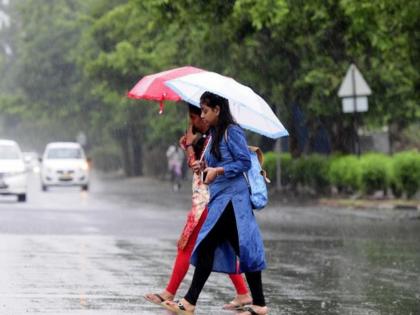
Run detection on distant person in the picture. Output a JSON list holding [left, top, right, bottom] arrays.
[[166, 142, 184, 191], [163, 92, 268, 315], [145, 104, 251, 311]]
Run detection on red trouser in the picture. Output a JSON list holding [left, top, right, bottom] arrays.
[[166, 208, 248, 295]]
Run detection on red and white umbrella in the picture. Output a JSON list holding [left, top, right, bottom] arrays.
[[127, 66, 288, 138], [127, 66, 204, 113]]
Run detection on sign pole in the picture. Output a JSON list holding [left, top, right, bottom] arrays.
[[351, 67, 360, 156], [275, 105, 282, 191], [338, 64, 371, 156]]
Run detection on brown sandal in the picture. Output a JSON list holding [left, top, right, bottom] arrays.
[[237, 306, 268, 315], [222, 300, 251, 310], [144, 293, 166, 305]]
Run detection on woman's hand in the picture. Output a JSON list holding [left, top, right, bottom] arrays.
[[179, 135, 187, 149], [203, 167, 222, 184], [191, 160, 205, 174], [180, 124, 199, 150]]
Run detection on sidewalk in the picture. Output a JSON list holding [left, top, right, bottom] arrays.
[[319, 197, 420, 211], [95, 172, 420, 222]]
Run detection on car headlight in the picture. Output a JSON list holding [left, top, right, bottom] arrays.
[[81, 162, 89, 171]]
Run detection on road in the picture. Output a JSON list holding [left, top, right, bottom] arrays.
[[0, 172, 419, 315]]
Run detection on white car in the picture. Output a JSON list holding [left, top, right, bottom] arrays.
[[40, 142, 90, 191], [0, 140, 28, 202], [23, 151, 40, 173]]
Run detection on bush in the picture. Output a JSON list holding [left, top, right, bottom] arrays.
[[328, 155, 361, 192], [294, 154, 330, 193], [263, 152, 293, 186], [392, 151, 420, 198], [263, 150, 420, 199], [359, 153, 392, 194]]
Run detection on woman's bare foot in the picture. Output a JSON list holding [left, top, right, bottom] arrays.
[[162, 298, 195, 313], [237, 305, 269, 315], [222, 293, 253, 309], [144, 290, 174, 304]]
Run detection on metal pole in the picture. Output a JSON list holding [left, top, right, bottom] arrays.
[[275, 138, 282, 191], [275, 105, 282, 191], [351, 66, 360, 156]]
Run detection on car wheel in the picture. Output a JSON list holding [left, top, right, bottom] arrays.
[[42, 185, 48, 192], [17, 194, 26, 202], [81, 184, 89, 191]]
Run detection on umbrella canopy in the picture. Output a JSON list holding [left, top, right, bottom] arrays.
[[127, 66, 204, 112], [165, 71, 288, 139]]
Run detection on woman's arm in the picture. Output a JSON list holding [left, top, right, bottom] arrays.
[[179, 125, 203, 173], [223, 125, 251, 178], [204, 126, 250, 184]]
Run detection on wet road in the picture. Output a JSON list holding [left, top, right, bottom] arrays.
[[0, 172, 419, 314]]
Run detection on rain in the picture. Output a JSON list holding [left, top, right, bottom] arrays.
[[0, 1, 419, 314]]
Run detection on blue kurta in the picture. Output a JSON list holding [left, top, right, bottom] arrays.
[[190, 124, 267, 274]]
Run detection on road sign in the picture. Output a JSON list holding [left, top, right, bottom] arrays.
[[342, 96, 368, 113], [338, 64, 371, 113], [338, 64, 371, 97]]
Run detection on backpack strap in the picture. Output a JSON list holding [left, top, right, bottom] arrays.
[[224, 128, 271, 184]]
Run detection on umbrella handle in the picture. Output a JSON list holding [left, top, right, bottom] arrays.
[[159, 100, 164, 114]]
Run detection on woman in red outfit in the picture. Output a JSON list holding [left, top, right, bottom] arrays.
[[144, 104, 251, 310]]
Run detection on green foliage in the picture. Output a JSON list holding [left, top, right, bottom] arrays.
[[233, 0, 289, 30], [1, 0, 419, 176], [359, 153, 392, 194], [261, 151, 420, 198], [90, 144, 122, 172], [392, 151, 420, 198], [328, 155, 361, 192], [14, 0, 85, 108], [294, 154, 330, 193], [263, 152, 292, 186], [144, 104, 188, 149]]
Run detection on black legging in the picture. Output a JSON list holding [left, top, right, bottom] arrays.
[[184, 202, 266, 306]]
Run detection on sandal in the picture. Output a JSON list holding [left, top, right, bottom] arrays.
[[144, 293, 167, 305], [223, 300, 251, 310], [162, 300, 195, 315], [237, 305, 268, 315]]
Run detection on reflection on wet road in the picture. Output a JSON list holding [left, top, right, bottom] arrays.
[[0, 173, 419, 314]]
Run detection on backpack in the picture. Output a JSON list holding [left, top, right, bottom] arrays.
[[224, 130, 270, 210], [245, 146, 270, 210]]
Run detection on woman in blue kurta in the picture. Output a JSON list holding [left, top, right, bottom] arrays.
[[163, 92, 268, 315]]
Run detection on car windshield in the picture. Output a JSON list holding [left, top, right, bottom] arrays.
[[0, 145, 21, 160], [46, 148, 82, 159]]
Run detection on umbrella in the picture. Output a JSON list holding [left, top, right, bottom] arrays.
[[127, 66, 204, 113], [165, 71, 288, 139]]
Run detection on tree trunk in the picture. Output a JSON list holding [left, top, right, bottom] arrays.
[[112, 126, 134, 177], [326, 114, 354, 154], [129, 125, 143, 176], [288, 121, 301, 158]]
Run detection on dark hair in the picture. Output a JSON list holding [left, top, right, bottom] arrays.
[[187, 103, 201, 116], [187, 102, 205, 158], [200, 91, 236, 160]]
